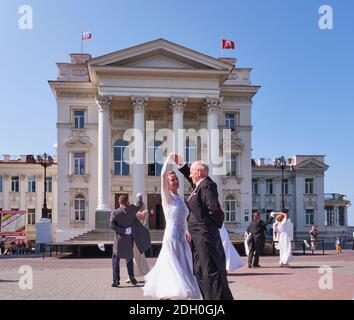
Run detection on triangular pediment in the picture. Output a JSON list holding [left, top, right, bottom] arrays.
[[88, 39, 233, 71], [65, 134, 92, 148], [295, 158, 329, 171]]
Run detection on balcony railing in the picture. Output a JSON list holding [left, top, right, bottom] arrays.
[[325, 193, 346, 201]]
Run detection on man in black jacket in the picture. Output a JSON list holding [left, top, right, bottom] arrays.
[[173, 154, 233, 300], [247, 211, 274, 268]]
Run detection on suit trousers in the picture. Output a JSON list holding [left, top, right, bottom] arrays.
[[112, 253, 134, 282]]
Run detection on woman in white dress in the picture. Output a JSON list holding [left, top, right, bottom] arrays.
[[142, 154, 201, 299], [274, 212, 293, 267], [126, 209, 150, 283], [219, 224, 244, 272]]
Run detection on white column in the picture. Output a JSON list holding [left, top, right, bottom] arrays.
[[204, 97, 223, 203], [170, 96, 187, 196], [131, 96, 147, 203], [95, 95, 112, 212]]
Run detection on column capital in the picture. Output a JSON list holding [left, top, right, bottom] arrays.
[[204, 97, 223, 113], [170, 96, 188, 113], [95, 95, 112, 112], [131, 96, 148, 113]]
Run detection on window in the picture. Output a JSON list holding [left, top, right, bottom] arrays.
[[0, 175, 2, 192], [338, 207, 345, 226], [282, 179, 288, 195], [46, 177, 52, 193], [306, 209, 314, 225], [224, 195, 236, 222], [325, 206, 334, 226], [184, 138, 197, 163], [74, 152, 85, 175], [225, 153, 237, 176], [148, 140, 163, 176], [74, 110, 85, 129], [305, 178, 314, 194], [252, 179, 258, 194], [114, 140, 130, 176], [27, 209, 36, 225], [74, 195, 85, 221], [11, 176, 20, 192], [225, 113, 235, 131], [266, 179, 273, 194], [28, 176, 36, 192]]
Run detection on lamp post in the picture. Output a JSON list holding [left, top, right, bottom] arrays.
[[37, 153, 54, 219], [274, 156, 292, 212]]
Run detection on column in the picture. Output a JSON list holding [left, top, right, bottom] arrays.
[[131, 96, 147, 203], [170, 96, 187, 196], [95, 96, 112, 228], [204, 97, 223, 201]]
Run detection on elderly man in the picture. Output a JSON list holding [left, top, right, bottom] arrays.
[[173, 154, 233, 300]]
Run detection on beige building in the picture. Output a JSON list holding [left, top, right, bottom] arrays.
[[0, 155, 57, 241]]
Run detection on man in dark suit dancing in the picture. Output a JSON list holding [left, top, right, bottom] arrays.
[[247, 211, 274, 268], [109, 194, 151, 287], [173, 154, 233, 300]]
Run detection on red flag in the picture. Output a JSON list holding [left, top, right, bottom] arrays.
[[82, 32, 92, 40], [222, 39, 235, 49]]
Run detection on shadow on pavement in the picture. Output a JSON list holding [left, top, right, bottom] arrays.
[[0, 279, 19, 283]]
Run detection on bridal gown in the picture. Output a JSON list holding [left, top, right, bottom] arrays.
[[142, 158, 201, 299]]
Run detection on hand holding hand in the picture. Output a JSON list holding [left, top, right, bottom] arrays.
[[270, 212, 276, 218], [170, 153, 183, 165], [136, 193, 143, 199]]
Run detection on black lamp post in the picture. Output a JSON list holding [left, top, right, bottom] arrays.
[[37, 153, 54, 219], [274, 156, 292, 212]]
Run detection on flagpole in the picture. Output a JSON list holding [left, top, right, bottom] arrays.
[[81, 32, 83, 53]]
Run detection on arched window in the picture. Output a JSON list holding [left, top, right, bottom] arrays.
[[224, 194, 236, 222], [114, 139, 129, 176], [74, 194, 86, 221], [184, 138, 197, 163], [148, 140, 163, 176]]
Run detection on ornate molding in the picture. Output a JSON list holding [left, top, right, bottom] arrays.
[[204, 97, 223, 113], [131, 96, 148, 113], [184, 112, 198, 121], [113, 110, 130, 120], [96, 95, 113, 112], [223, 96, 251, 102], [170, 96, 187, 113], [57, 91, 95, 99], [148, 111, 163, 120]]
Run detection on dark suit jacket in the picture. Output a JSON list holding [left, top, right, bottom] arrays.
[[109, 200, 151, 258], [179, 164, 224, 228], [247, 216, 274, 251]]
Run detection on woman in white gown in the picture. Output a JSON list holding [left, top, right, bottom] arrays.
[[274, 212, 293, 267], [142, 154, 201, 299], [219, 224, 244, 272]]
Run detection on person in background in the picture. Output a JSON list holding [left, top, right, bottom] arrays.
[[335, 236, 343, 254], [309, 225, 319, 254]]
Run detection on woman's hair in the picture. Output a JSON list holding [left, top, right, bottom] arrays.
[[167, 170, 177, 178]]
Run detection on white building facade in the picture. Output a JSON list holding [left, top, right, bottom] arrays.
[[252, 155, 353, 241], [49, 39, 259, 241]]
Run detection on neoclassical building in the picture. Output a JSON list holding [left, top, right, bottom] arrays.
[[49, 39, 258, 241]]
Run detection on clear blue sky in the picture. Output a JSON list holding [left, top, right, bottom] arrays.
[[1, 0, 353, 225]]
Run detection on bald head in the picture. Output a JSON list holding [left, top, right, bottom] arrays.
[[190, 160, 209, 184]]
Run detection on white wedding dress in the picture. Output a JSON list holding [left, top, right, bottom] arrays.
[[276, 217, 293, 265], [142, 158, 201, 299], [219, 224, 244, 271]]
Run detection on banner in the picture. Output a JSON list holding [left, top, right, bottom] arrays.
[[0, 210, 26, 236]]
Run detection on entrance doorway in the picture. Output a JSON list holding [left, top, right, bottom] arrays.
[[147, 194, 165, 229]]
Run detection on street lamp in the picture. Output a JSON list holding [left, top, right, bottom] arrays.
[[37, 153, 54, 219], [274, 156, 292, 212]]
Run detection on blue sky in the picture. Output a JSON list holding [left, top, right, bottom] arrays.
[[0, 0, 353, 225]]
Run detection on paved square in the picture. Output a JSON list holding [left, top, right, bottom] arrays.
[[0, 250, 353, 300]]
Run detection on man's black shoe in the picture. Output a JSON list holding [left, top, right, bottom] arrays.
[[253, 265, 261, 268], [129, 276, 138, 285], [248, 265, 252, 268], [111, 281, 120, 287]]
